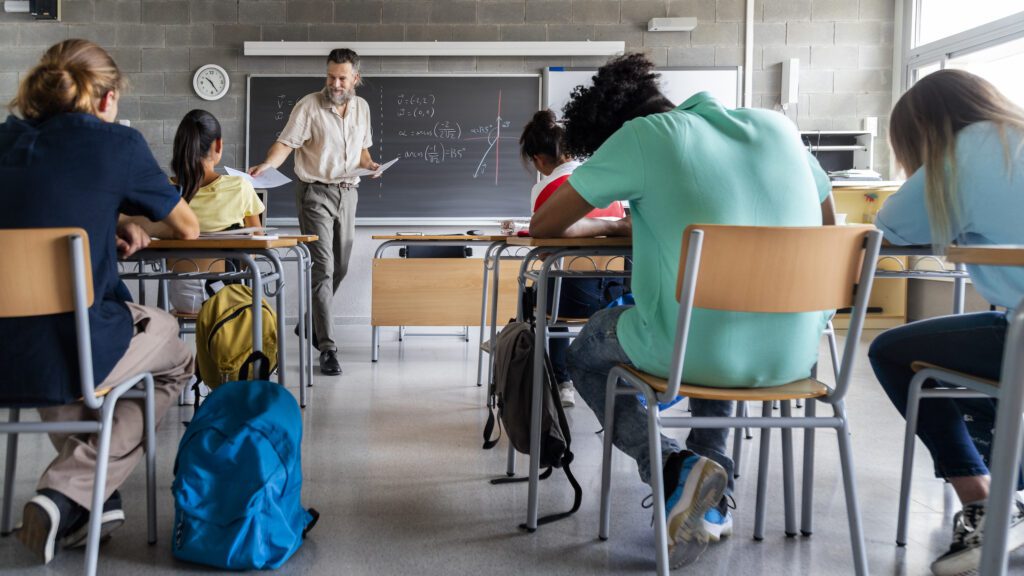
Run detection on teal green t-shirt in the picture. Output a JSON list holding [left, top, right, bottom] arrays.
[[569, 92, 831, 387]]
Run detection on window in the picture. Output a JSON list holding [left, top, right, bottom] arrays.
[[947, 36, 1024, 105], [917, 0, 1024, 47], [898, 2, 1024, 93]]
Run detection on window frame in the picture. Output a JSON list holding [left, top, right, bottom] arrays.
[[895, 2, 1024, 93]]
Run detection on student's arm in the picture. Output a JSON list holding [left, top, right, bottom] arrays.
[[116, 199, 198, 257], [244, 214, 262, 228], [530, 181, 631, 238], [821, 193, 837, 226], [249, 142, 294, 177]]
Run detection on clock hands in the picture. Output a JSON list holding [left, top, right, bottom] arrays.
[[203, 76, 218, 91]]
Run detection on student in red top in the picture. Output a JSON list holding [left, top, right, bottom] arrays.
[[519, 110, 627, 407]]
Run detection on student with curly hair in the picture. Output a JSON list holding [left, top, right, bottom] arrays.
[[530, 53, 833, 567], [519, 109, 626, 407]]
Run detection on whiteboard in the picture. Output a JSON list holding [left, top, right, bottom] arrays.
[[542, 66, 742, 118]]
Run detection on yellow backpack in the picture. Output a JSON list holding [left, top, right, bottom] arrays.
[[195, 284, 278, 388]]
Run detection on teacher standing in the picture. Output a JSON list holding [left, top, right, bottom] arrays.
[[249, 48, 379, 376]]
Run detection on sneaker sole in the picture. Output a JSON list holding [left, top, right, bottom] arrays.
[[703, 519, 733, 542], [61, 509, 126, 549], [16, 497, 59, 564], [666, 459, 728, 568]]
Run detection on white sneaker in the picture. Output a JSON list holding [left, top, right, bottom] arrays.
[[931, 498, 1024, 576], [557, 382, 575, 408], [181, 376, 197, 405]]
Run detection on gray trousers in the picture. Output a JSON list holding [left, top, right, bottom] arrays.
[[297, 181, 358, 353], [38, 304, 192, 510]]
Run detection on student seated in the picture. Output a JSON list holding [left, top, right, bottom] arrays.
[[519, 109, 626, 407], [168, 109, 265, 314], [867, 69, 1024, 576], [529, 53, 833, 567], [0, 39, 199, 564]]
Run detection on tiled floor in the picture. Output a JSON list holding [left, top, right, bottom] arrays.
[[0, 326, 1021, 575]]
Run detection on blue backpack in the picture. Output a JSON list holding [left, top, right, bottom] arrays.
[[171, 379, 319, 570]]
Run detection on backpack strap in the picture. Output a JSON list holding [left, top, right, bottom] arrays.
[[520, 350, 582, 528], [482, 402, 501, 449], [239, 351, 271, 381], [302, 508, 320, 539]]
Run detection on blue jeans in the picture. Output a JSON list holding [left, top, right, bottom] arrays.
[[567, 306, 735, 490], [546, 278, 625, 383], [869, 311, 1016, 482]]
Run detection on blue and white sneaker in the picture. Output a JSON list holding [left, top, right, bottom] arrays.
[[703, 496, 735, 541], [662, 451, 728, 568]]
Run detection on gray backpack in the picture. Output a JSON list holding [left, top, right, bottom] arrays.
[[483, 318, 581, 527]]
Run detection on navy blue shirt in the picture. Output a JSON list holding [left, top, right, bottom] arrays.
[[0, 113, 179, 405]]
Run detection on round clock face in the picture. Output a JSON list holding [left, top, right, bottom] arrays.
[[193, 64, 229, 101]]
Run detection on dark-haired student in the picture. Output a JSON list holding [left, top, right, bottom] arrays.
[[530, 53, 833, 568], [0, 39, 198, 564], [167, 109, 265, 315], [867, 69, 1024, 576], [519, 109, 626, 407]]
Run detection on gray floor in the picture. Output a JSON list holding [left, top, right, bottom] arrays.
[[1, 326, 1022, 575]]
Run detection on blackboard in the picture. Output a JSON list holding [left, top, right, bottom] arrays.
[[246, 74, 541, 224]]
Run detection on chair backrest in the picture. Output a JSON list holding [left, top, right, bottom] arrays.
[[401, 245, 470, 258], [0, 227, 93, 318], [661, 224, 882, 403], [678, 224, 871, 313]]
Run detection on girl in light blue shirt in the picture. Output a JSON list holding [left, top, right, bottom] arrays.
[[868, 69, 1024, 576]]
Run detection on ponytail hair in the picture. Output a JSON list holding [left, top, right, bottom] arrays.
[[172, 109, 222, 202], [10, 39, 125, 120], [519, 109, 564, 168]]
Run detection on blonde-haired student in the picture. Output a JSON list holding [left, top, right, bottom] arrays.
[[869, 69, 1024, 576]]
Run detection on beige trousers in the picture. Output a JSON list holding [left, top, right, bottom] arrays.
[[36, 303, 193, 510], [296, 182, 358, 353]]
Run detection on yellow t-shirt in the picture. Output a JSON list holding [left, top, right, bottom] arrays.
[[188, 175, 265, 232]]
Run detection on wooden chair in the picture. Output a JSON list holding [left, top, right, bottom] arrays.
[[598, 224, 881, 576], [0, 228, 158, 576]]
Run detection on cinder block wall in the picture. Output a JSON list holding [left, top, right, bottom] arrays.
[[0, 0, 896, 325]]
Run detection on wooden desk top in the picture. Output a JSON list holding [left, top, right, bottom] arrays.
[[371, 234, 508, 241], [504, 236, 633, 247], [947, 246, 1024, 266], [280, 234, 319, 243], [147, 237, 300, 250]]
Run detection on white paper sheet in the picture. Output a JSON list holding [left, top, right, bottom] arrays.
[[349, 157, 399, 178], [225, 166, 292, 189]]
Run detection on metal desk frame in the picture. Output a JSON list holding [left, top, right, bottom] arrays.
[[121, 238, 315, 408]]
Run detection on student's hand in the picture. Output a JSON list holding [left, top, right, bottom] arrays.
[[248, 163, 272, 178], [115, 222, 151, 258]]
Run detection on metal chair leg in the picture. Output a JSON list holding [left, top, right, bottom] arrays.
[[800, 400, 817, 536], [781, 400, 797, 537], [85, 401, 118, 576], [753, 401, 772, 541], [144, 375, 157, 544], [731, 401, 745, 479], [1, 408, 20, 536], [836, 403, 869, 576], [647, 399, 670, 576], [599, 372, 619, 541], [896, 373, 925, 546]]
